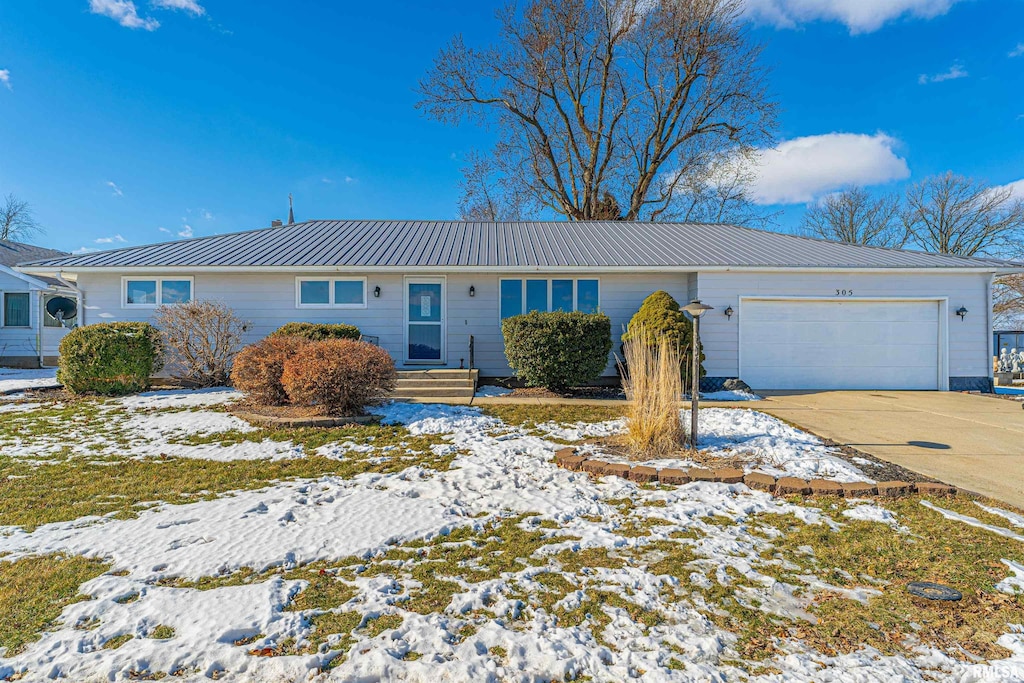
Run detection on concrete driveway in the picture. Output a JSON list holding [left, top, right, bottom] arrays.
[[750, 391, 1024, 508]]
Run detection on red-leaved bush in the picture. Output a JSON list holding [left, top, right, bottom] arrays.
[[280, 339, 396, 415], [231, 335, 310, 405]]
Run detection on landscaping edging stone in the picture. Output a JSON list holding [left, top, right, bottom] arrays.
[[553, 447, 956, 499]]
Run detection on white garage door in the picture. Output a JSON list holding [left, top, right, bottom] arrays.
[[739, 299, 941, 391]]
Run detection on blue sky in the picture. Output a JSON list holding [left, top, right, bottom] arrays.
[[0, 0, 1021, 254]]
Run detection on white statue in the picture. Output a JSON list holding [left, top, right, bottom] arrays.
[[999, 348, 1012, 373], [1015, 348, 1023, 374]]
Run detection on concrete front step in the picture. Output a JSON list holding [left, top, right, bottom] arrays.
[[397, 369, 478, 378], [395, 379, 476, 389], [392, 387, 476, 399]]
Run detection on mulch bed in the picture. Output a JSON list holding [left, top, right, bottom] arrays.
[[230, 403, 375, 428], [509, 386, 626, 400]]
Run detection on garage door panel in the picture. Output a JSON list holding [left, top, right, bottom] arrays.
[[745, 321, 938, 346], [739, 300, 941, 390]]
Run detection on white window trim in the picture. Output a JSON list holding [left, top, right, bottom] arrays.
[[498, 277, 601, 321], [121, 276, 195, 309], [295, 276, 368, 309], [1, 291, 32, 328]]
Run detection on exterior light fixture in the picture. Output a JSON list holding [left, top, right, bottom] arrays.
[[469, 286, 476, 297], [956, 306, 968, 320], [682, 300, 713, 450], [724, 306, 734, 320], [373, 286, 381, 298]]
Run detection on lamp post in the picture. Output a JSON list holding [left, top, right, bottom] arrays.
[[682, 299, 713, 450]]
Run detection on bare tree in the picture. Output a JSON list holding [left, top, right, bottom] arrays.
[[419, 0, 775, 221], [994, 274, 1024, 326], [457, 151, 531, 220], [901, 172, 1024, 257], [0, 193, 42, 241], [801, 186, 906, 248], [155, 300, 249, 387]]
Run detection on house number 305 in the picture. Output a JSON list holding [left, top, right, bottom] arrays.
[[835, 289, 854, 296]]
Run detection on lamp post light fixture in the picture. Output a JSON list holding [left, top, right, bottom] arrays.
[[682, 299, 713, 450], [956, 306, 968, 320]]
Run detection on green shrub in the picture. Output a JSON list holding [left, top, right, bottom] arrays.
[[502, 311, 612, 391], [272, 322, 361, 342], [281, 339, 396, 416], [622, 291, 704, 386], [57, 322, 164, 395]]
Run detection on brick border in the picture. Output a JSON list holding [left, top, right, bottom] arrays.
[[552, 447, 956, 498]]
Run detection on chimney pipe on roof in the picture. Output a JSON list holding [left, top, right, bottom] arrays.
[[271, 219, 283, 228]]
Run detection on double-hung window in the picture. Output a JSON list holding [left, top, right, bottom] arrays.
[[2, 292, 30, 327], [296, 277, 367, 308], [499, 278, 600, 319], [122, 277, 193, 308]]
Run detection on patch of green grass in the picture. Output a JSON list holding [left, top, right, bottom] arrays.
[[103, 633, 134, 650], [148, 625, 175, 639], [480, 404, 624, 429], [747, 496, 1024, 660], [0, 424, 455, 530], [0, 554, 111, 656]]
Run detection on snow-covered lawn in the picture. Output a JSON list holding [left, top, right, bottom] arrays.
[[2, 390, 1024, 682], [0, 367, 60, 395]]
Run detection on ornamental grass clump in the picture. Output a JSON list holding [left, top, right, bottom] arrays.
[[618, 332, 684, 459], [280, 339, 396, 416]]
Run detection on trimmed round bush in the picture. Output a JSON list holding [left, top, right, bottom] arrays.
[[621, 291, 704, 384], [231, 335, 309, 405], [280, 339, 396, 416], [272, 322, 361, 342], [502, 311, 612, 391], [57, 322, 164, 396]]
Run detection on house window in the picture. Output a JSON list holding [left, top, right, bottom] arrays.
[[123, 277, 193, 308], [499, 278, 600, 319], [2, 292, 30, 327], [296, 277, 366, 308]]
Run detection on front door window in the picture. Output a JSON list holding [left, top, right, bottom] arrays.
[[407, 281, 443, 361]]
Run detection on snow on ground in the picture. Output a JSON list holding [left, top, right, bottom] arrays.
[[0, 367, 59, 394], [3, 394, 1024, 681], [544, 408, 867, 483], [474, 384, 513, 397], [118, 387, 244, 410], [0, 401, 43, 414], [699, 390, 762, 401]]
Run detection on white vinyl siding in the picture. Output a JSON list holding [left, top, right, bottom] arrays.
[[696, 271, 991, 384]]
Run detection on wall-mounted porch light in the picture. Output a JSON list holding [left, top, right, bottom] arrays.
[[373, 286, 381, 298], [469, 285, 476, 297], [956, 306, 968, 320], [724, 306, 734, 320]]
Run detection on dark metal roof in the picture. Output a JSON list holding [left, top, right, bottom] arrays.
[[15, 220, 1022, 270], [0, 240, 67, 268]]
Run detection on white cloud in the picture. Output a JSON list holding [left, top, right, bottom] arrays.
[[178, 224, 193, 238], [747, 132, 911, 205], [106, 181, 123, 197], [345, 176, 356, 184], [1010, 43, 1024, 58], [744, 0, 966, 34], [321, 177, 333, 184], [996, 179, 1024, 201], [89, 0, 159, 30], [150, 0, 205, 16], [158, 226, 171, 234], [0, 70, 11, 91], [95, 234, 127, 244], [72, 246, 100, 255], [918, 63, 968, 84]]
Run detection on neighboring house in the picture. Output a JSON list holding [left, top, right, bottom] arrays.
[[0, 240, 77, 368], [17, 220, 1024, 391]]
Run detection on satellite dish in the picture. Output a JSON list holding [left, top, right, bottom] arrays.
[[46, 296, 77, 328]]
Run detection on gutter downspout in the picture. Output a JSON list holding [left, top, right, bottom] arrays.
[[37, 290, 44, 368]]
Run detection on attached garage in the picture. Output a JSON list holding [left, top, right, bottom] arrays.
[[739, 298, 945, 391]]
